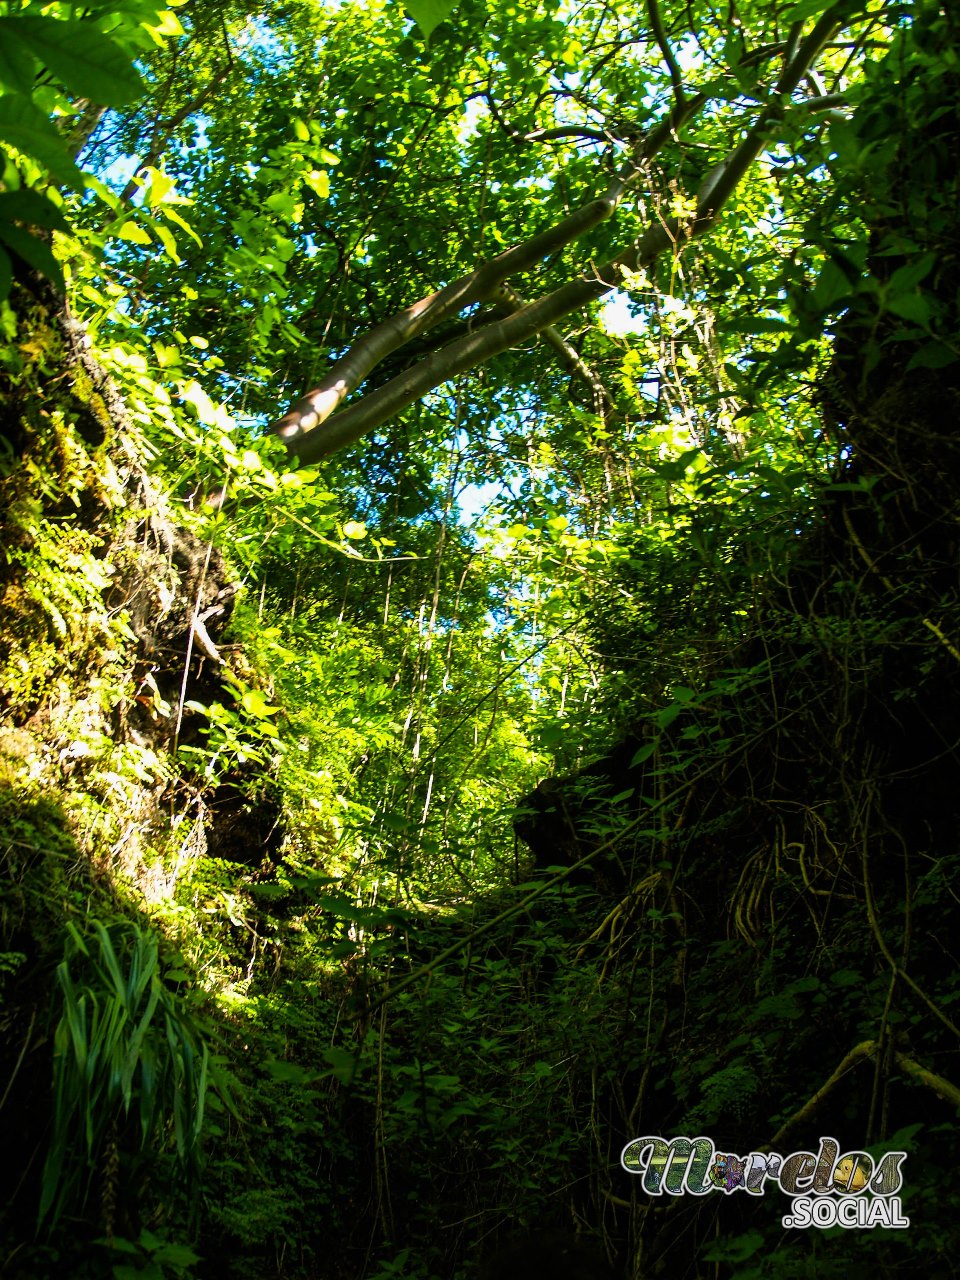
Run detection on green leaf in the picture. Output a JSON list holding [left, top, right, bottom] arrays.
[[303, 168, 330, 199], [538, 722, 567, 747], [885, 292, 932, 324], [906, 342, 957, 371], [0, 189, 67, 230], [321, 1046, 357, 1084], [142, 168, 177, 208], [263, 1057, 319, 1083], [404, 0, 456, 40], [265, 189, 300, 220], [381, 811, 410, 832], [145, 9, 186, 41], [888, 252, 937, 293], [102, 1236, 140, 1255], [152, 221, 181, 263], [0, 94, 82, 187], [828, 116, 861, 166], [343, 520, 367, 540], [0, 17, 144, 106], [139, 1229, 163, 1253], [117, 220, 152, 245], [164, 206, 203, 247], [0, 245, 11, 301], [703, 1230, 765, 1263], [810, 259, 854, 312], [0, 36, 37, 95], [829, 969, 862, 987], [241, 688, 279, 718], [316, 894, 367, 922], [152, 341, 181, 368], [648, 448, 702, 481], [152, 1243, 201, 1266], [784, 975, 821, 994], [655, 703, 682, 729], [0, 222, 62, 286]]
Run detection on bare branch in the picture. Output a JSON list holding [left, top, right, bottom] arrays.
[[495, 283, 615, 417], [800, 93, 847, 111], [776, 4, 846, 95], [270, 194, 620, 444], [521, 125, 616, 144], [482, 91, 617, 145], [646, 0, 686, 105]]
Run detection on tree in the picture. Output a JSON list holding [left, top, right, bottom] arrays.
[[62, 0, 888, 477], [269, 0, 865, 462]]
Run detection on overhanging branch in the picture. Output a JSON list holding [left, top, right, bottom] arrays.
[[273, 5, 849, 463], [270, 93, 706, 447]]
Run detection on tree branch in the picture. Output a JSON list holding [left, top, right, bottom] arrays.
[[494, 283, 615, 417], [118, 66, 231, 207], [765, 1040, 960, 1151], [520, 125, 616, 144], [274, 5, 848, 462], [646, 0, 686, 105], [270, 94, 707, 447]]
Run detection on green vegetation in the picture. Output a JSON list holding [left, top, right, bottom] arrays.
[[1, 0, 959, 1276]]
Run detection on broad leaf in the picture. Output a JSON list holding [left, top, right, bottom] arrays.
[[0, 17, 144, 106], [0, 221, 62, 285], [404, 0, 456, 40], [0, 189, 68, 230], [0, 94, 82, 186], [0, 35, 36, 95]]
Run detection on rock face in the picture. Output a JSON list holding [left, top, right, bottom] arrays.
[[0, 284, 276, 891]]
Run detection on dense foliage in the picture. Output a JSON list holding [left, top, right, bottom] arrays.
[[1, 0, 959, 1277]]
